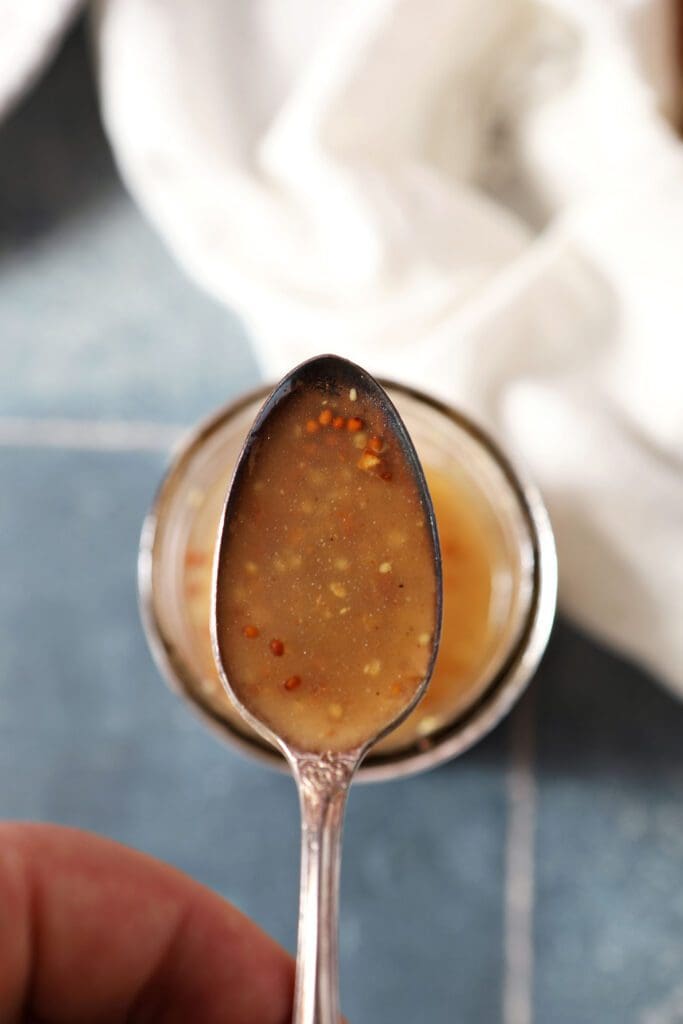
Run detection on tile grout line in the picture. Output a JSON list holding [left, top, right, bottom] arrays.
[[0, 417, 184, 452], [502, 692, 537, 1024]]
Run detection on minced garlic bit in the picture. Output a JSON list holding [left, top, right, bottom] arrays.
[[417, 632, 431, 647], [352, 432, 368, 450], [329, 581, 347, 598], [328, 703, 344, 720], [378, 561, 392, 574], [349, 387, 357, 401], [417, 715, 440, 736], [358, 451, 381, 471], [339, 606, 350, 615], [334, 556, 349, 570], [363, 658, 381, 676]]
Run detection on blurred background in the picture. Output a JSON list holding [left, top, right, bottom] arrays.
[[2, 7, 683, 1024]]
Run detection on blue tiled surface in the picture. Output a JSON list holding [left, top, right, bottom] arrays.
[[534, 627, 683, 1024], [345, 746, 507, 1022], [2, 22, 683, 1024]]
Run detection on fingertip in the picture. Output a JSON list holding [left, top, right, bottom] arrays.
[[0, 823, 294, 1024]]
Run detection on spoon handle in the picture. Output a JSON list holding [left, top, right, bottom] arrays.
[[291, 754, 358, 1024]]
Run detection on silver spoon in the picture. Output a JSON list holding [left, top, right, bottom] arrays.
[[211, 354, 442, 1024]]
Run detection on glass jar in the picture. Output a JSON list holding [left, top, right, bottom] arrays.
[[138, 381, 556, 781]]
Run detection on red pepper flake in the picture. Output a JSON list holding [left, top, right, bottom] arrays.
[[332, 416, 346, 430], [184, 549, 207, 568], [270, 638, 285, 656], [347, 417, 363, 432], [319, 408, 333, 426], [284, 675, 301, 691], [305, 419, 319, 434], [243, 624, 260, 638], [380, 469, 393, 481], [368, 436, 383, 453]]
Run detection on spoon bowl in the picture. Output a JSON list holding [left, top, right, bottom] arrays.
[[211, 354, 442, 1024]]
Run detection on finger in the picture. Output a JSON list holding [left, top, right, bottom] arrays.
[[0, 823, 293, 1024]]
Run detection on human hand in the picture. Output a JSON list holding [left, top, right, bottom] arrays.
[[0, 823, 293, 1023]]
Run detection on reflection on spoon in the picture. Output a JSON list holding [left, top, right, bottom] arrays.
[[212, 354, 442, 1023]]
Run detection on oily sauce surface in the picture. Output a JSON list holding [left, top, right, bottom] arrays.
[[215, 384, 438, 752]]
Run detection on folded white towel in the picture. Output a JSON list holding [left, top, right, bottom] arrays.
[[0, 0, 82, 119], [5, 0, 683, 693]]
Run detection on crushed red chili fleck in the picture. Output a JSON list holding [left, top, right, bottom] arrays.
[[270, 638, 285, 656], [347, 417, 363, 432], [332, 416, 346, 429], [319, 408, 333, 426], [368, 436, 383, 453], [380, 469, 393, 481], [284, 675, 302, 691], [243, 625, 260, 638], [184, 549, 207, 568], [305, 419, 319, 434]]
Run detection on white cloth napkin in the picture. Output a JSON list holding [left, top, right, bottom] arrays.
[[5, 1, 683, 693], [0, 0, 82, 119]]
